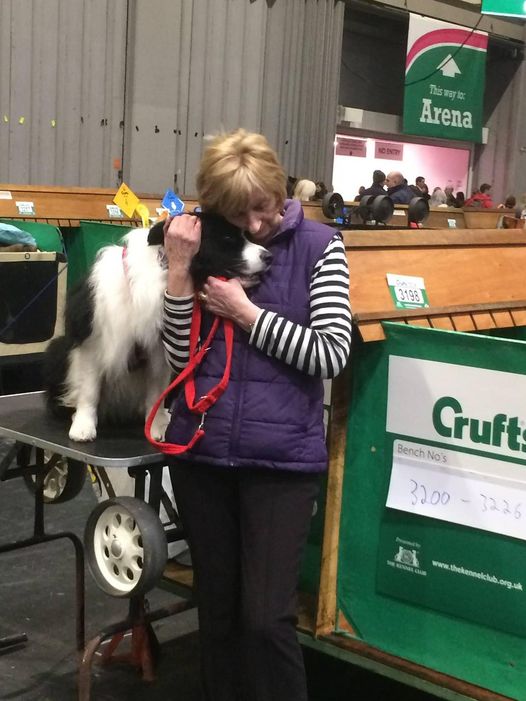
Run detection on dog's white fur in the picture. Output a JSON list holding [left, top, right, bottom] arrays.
[[65, 228, 171, 442], [57, 225, 269, 442]]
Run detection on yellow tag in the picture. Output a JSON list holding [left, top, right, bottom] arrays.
[[51, 119, 56, 127], [135, 203, 150, 228], [113, 182, 139, 218], [3, 115, 8, 123], [19, 116, 25, 125]]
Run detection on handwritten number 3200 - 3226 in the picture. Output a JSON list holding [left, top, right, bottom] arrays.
[[409, 479, 523, 519]]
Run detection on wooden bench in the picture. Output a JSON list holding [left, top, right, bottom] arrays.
[[461, 208, 504, 229]]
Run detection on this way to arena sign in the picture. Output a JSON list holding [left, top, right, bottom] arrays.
[[403, 14, 488, 143]]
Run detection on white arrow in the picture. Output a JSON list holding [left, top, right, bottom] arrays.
[[437, 54, 461, 78]]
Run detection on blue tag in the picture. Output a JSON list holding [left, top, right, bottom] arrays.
[[161, 189, 185, 215]]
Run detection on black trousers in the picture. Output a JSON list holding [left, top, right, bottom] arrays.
[[169, 460, 321, 701]]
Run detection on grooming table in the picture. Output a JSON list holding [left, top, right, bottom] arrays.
[[0, 391, 193, 701]]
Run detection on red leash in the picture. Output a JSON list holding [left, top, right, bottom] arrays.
[[145, 297, 234, 454]]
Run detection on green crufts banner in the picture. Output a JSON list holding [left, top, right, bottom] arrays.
[[403, 14, 488, 143], [336, 325, 526, 698]]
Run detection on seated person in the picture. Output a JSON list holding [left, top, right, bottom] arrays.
[[409, 176, 430, 201], [497, 195, 516, 210], [360, 170, 386, 198], [385, 171, 414, 204], [444, 186, 458, 207], [430, 187, 448, 207], [465, 183, 494, 208]]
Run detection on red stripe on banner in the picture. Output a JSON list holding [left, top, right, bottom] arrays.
[[406, 28, 488, 71]]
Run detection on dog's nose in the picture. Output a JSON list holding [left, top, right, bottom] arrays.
[[261, 250, 273, 264]]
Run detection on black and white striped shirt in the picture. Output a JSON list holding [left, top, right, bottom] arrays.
[[162, 232, 352, 379]]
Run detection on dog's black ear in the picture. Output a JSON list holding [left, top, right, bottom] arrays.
[[198, 212, 241, 236], [147, 220, 165, 246]]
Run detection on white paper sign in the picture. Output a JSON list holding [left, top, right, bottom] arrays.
[[16, 201, 35, 215], [387, 439, 526, 540], [0, 191, 13, 200], [106, 204, 123, 218]]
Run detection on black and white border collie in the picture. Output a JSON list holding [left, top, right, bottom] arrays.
[[44, 213, 271, 442]]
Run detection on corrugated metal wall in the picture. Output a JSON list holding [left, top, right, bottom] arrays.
[[0, 0, 127, 187], [0, 0, 344, 195], [472, 57, 526, 203], [124, 0, 345, 196]]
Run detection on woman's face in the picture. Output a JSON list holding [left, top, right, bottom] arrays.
[[226, 191, 282, 244]]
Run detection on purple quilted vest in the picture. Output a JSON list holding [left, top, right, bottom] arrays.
[[165, 200, 335, 472]]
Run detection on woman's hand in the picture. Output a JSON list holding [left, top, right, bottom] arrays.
[[200, 277, 260, 332], [164, 215, 201, 296]]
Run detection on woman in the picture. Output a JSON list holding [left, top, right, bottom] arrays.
[[429, 186, 448, 208], [161, 129, 352, 701]]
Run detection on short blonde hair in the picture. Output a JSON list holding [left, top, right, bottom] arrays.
[[293, 179, 317, 201], [196, 129, 287, 219]]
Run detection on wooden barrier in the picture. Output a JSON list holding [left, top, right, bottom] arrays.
[[341, 228, 526, 341], [0, 184, 163, 226], [303, 199, 466, 228], [462, 208, 504, 229], [0, 185, 513, 233], [301, 199, 510, 230]]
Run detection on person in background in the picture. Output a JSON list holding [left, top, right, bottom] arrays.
[[286, 175, 298, 198], [444, 185, 458, 207], [360, 169, 386, 198], [455, 191, 465, 208], [313, 180, 328, 200], [430, 187, 448, 207], [292, 178, 317, 201], [385, 171, 414, 204], [465, 183, 494, 208], [497, 195, 517, 210], [409, 175, 430, 201], [161, 128, 352, 701], [517, 194, 526, 219]]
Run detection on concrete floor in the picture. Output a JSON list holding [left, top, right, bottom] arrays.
[[0, 438, 439, 701]]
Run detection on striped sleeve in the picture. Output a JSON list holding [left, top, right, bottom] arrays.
[[162, 293, 193, 373], [250, 233, 352, 378], [162, 233, 352, 378]]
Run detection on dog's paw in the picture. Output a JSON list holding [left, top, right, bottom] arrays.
[[150, 408, 171, 441], [69, 413, 97, 442]]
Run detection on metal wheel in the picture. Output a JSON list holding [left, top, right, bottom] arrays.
[[357, 195, 394, 224], [321, 191, 344, 219], [84, 496, 167, 598], [408, 196, 430, 225], [371, 195, 394, 224], [18, 446, 86, 504]]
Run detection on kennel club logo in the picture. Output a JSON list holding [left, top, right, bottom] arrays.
[[387, 538, 427, 577]]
